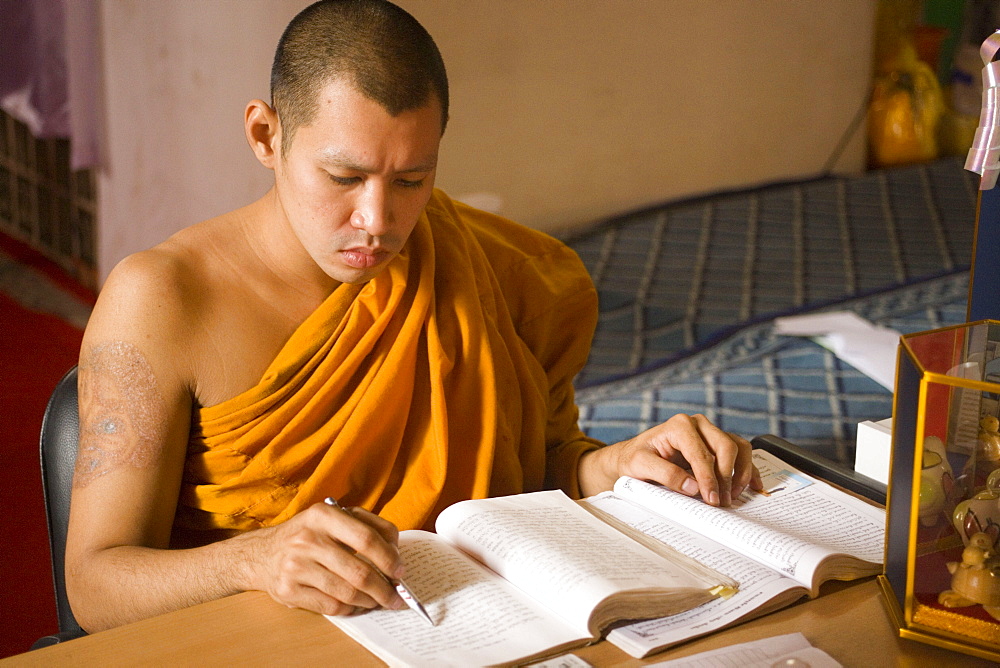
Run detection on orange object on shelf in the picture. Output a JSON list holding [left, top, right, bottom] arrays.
[[868, 42, 946, 167]]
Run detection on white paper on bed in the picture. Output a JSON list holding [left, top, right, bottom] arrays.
[[773, 311, 900, 390]]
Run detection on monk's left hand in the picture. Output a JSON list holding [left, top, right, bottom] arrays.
[[578, 413, 762, 506]]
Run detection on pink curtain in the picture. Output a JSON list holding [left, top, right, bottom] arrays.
[[0, 0, 103, 169]]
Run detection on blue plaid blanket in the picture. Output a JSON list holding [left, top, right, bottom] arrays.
[[565, 158, 978, 466]]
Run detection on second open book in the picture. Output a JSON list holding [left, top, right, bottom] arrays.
[[327, 449, 885, 666]]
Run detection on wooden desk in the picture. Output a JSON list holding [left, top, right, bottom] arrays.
[[4, 579, 992, 667]]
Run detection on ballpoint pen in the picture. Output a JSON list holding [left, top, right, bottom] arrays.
[[323, 497, 435, 626]]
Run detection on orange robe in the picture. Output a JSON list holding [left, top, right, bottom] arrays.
[[174, 190, 602, 535]]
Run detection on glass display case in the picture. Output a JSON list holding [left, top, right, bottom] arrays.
[[880, 319, 1000, 660]]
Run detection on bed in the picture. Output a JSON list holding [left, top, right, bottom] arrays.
[[565, 157, 979, 468]]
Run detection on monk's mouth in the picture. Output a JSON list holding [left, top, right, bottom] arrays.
[[340, 248, 390, 269]]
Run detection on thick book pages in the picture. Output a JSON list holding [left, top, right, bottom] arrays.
[[326, 489, 733, 667], [595, 449, 885, 658]]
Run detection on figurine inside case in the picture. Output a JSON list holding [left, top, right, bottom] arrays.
[[883, 320, 1000, 659]]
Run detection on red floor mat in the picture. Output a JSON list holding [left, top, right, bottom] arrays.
[[0, 235, 93, 658]]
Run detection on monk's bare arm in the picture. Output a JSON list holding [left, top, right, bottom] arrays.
[[65, 252, 404, 632]]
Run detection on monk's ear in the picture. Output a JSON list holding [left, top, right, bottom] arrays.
[[245, 99, 280, 169]]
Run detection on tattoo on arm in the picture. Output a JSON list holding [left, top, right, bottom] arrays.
[[76, 341, 166, 488]]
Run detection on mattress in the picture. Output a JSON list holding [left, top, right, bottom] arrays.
[[565, 158, 979, 466]]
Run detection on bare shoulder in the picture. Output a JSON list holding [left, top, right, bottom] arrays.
[[103, 244, 199, 311], [87, 246, 196, 358], [82, 204, 307, 407], [73, 220, 240, 490], [81, 215, 243, 391], [104, 213, 233, 300]]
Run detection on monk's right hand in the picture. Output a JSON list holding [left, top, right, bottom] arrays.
[[248, 501, 407, 616]]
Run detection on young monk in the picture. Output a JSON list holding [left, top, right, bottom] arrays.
[[66, 0, 761, 632]]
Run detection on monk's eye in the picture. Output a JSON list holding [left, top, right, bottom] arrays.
[[330, 175, 361, 186]]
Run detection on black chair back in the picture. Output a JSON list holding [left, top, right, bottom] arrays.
[[36, 366, 85, 643]]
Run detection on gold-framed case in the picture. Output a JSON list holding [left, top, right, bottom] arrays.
[[880, 319, 1000, 660]]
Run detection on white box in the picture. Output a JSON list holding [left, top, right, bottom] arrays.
[[855, 417, 892, 485]]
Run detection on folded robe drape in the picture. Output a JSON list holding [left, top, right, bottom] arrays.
[[174, 190, 601, 535]]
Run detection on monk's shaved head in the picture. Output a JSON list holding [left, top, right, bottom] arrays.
[[271, 0, 449, 154]]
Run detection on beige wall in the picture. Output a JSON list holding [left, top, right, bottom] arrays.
[[97, 0, 876, 282]]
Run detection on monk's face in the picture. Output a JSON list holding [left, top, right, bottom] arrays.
[[274, 78, 442, 284]]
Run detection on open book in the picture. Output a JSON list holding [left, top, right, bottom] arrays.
[[326, 488, 735, 667], [326, 449, 884, 665], [592, 448, 885, 658]]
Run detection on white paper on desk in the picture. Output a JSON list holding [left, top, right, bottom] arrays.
[[773, 311, 900, 391], [647, 632, 842, 667]]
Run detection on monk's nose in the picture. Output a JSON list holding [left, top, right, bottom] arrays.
[[351, 189, 392, 236]]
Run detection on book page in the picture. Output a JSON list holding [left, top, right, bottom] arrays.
[[327, 531, 587, 668], [435, 490, 733, 635], [614, 450, 884, 591], [587, 493, 807, 657]]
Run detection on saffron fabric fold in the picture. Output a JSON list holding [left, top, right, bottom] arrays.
[[174, 190, 601, 535]]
